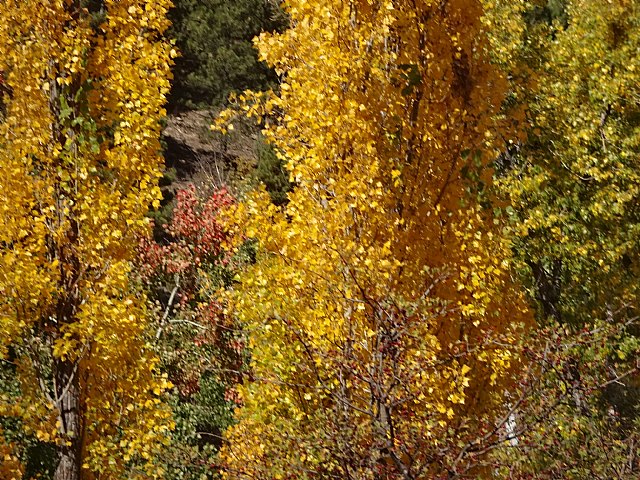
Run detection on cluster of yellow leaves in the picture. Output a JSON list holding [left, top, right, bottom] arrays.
[[0, 0, 175, 477], [217, 0, 530, 477]]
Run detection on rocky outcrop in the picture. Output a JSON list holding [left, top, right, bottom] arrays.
[[162, 109, 258, 191]]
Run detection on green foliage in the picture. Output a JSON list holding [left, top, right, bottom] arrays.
[[498, 0, 640, 326], [523, 0, 568, 27], [0, 356, 56, 479], [168, 0, 287, 110], [488, 0, 640, 476], [159, 375, 236, 480], [253, 136, 291, 206]]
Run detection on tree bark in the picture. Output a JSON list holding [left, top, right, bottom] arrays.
[[54, 358, 82, 480], [527, 259, 562, 322]]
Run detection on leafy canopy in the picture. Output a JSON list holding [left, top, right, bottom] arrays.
[[0, 0, 175, 477], [216, 0, 530, 477]]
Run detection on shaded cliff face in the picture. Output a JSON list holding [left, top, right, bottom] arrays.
[[162, 109, 259, 193]]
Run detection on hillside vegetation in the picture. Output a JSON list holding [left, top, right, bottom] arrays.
[[0, 0, 639, 479]]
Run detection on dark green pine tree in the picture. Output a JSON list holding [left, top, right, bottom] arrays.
[[168, 0, 287, 110]]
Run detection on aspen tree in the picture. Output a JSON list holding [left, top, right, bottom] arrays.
[[491, 0, 640, 476], [217, 0, 530, 477], [0, 1, 174, 478], [499, 0, 640, 325]]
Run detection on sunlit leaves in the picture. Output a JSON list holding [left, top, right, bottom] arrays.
[[0, 1, 174, 477], [216, 0, 530, 478]]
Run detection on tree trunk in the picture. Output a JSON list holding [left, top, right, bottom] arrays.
[[527, 259, 562, 322], [54, 358, 82, 480]]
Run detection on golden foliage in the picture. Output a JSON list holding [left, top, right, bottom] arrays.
[[0, 428, 23, 480], [0, 1, 175, 477], [217, 0, 530, 477]]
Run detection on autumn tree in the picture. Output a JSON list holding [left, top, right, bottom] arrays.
[[497, 0, 640, 327], [0, 1, 174, 479], [488, 0, 640, 475], [216, 0, 530, 478]]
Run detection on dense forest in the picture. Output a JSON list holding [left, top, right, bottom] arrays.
[[0, 0, 639, 479]]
